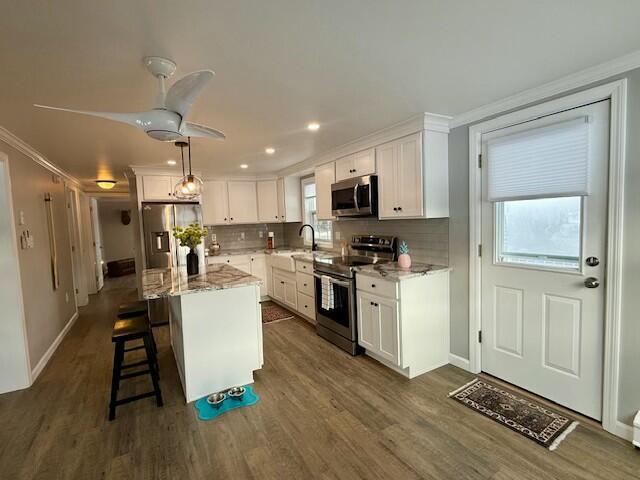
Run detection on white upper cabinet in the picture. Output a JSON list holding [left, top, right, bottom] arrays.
[[227, 181, 258, 224], [277, 177, 302, 223], [201, 180, 229, 225], [314, 162, 335, 220], [141, 175, 175, 201], [257, 180, 279, 222], [141, 175, 195, 202], [376, 128, 448, 219], [335, 148, 375, 181]]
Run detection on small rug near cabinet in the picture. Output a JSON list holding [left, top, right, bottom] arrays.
[[261, 302, 294, 324], [449, 378, 579, 451], [195, 385, 260, 421]]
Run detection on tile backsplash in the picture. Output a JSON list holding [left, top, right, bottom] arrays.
[[204, 223, 286, 250], [283, 217, 449, 266]]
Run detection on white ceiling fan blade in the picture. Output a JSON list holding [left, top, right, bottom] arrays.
[[165, 70, 214, 118], [180, 121, 226, 140], [34, 104, 148, 129]]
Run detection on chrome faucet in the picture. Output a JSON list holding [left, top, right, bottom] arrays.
[[298, 224, 318, 251]]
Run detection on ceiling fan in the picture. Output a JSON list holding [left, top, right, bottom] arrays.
[[34, 56, 225, 142]]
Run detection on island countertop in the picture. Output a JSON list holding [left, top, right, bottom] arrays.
[[142, 264, 262, 299], [354, 262, 450, 282]]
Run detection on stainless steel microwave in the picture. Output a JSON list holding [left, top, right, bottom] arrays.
[[331, 175, 378, 217]]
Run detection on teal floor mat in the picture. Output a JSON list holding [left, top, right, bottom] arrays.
[[194, 385, 259, 421]]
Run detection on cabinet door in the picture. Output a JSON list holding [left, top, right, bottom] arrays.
[[283, 279, 298, 310], [396, 133, 423, 217], [250, 255, 267, 297], [228, 181, 258, 224], [375, 142, 397, 219], [272, 273, 285, 302], [257, 180, 279, 222], [201, 181, 229, 225], [142, 176, 173, 200], [352, 148, 375, 177], [229, 255, 251, 274], [357, 291, 378, 351], [335, 155, 354, 182], [376, 297, 400, 365], [276, 177, 302, 223], [314, 162, 335, 220]]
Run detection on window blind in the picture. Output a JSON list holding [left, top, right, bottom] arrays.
[[487, 116, 590, 202]]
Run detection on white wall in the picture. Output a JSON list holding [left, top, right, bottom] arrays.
[[2, 139, 77, 371], [98, 199, 136, 264]]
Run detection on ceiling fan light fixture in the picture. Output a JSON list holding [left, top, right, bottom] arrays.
[[95, 180, 117, 190]]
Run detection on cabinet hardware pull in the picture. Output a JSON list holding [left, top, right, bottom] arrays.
[[303, 283, 307, 287], [371, 284, 376, 288], [398, 207, 402, 211], [370, 301, 374, 305]]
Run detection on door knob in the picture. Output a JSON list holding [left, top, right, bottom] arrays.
[[584, 277, 600, 288]]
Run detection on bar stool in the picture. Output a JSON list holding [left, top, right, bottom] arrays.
[[117, 301, 159, 364], [109, 314, 163, 421]]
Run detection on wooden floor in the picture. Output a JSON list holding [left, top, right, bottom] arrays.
[[0, 277, 637, 479]]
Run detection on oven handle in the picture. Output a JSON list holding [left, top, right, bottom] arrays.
[[312, 272, 352, 288], [353, 184, 359, 211]]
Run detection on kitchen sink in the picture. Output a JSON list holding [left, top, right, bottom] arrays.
[[270, 252, 297, 272]]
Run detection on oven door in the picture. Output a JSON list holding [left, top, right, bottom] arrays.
[[314, 273, 356, 341], [331, 175, 377, 217]]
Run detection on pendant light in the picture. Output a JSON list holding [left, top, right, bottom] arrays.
[[174, 137, 203, 200]]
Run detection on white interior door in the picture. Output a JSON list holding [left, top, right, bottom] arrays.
[[480, 100, 609, 420]]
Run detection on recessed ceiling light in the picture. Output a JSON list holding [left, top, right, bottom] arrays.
[[167, 159, 176, 165], [265, 147, 275, 155], [240, 164, 249, 169], [307, 122, 320, 131]]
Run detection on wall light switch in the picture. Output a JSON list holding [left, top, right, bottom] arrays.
[[18, 210, 25, 226], [258, 231, 263, 238], [240, 232, 245, 240], [335, 231, 341, 240], [65, 292, 69, 303]]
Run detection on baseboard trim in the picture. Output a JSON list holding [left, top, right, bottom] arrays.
[[448, 353, 471, 371], [611, 420, 634, 442], [30, 310, 78, 382]]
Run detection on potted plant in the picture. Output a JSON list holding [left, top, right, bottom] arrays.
[[173, 223, 208, 275]]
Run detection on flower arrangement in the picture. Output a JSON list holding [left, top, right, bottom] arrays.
[[173, 223, 208, 251]]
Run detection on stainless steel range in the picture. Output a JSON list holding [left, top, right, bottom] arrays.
[[313, 235, 397, 355]]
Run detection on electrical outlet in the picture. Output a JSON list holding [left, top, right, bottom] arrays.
[[65, 292, 69, 303], [18, 210, 25, 226], [240, 232, 245, 240], [335, 231, 341, 240], [258, 231, 263, 238]]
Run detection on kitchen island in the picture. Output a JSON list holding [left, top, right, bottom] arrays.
[[142, 264, 263, 403]]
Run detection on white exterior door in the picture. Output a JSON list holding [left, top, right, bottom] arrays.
[[480, 101, 610, 420]]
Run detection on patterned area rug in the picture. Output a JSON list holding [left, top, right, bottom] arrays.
[[261, 302, 294, 324], [449, 378, 579, 450]]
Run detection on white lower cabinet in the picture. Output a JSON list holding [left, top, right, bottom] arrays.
[[297, 292, 315, 320], [250, 254, 267, 297], [272, 269, 297, 310], [356, 290, 399, 365], [356, 271, 450, 379]]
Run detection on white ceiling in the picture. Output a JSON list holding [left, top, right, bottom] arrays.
[[2, 1, 640, 192]]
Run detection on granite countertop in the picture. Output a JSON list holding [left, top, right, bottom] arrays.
[[142, 264, 262, 299], [205, 246, 312, 257], [355, 262, 450, 282], [291, 251, 336, 263]]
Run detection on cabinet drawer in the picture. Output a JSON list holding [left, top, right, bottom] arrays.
[[356, 274, 398, 299], [297, 292, 315, 320], [296, 271, 314, 297], [207, 255, 232, 264], [296, 260, 312, 274], [207, 255, 250, 266]]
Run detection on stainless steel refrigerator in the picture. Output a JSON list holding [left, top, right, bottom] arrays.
[[141, 202, 205, 324]]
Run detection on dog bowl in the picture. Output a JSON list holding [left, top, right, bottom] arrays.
[[206, 392, 226, 408], [227, 386, 246, 401]]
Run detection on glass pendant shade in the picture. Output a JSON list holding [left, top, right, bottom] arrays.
[[174, 174, 203, 200], [173, 137, 202, 200]]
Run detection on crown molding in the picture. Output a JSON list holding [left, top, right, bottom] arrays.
[[0, 126, 81, 187], [450, 49, 640, 128], [277, 112, 451, 177]]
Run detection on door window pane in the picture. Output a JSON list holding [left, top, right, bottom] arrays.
[[496, 196, 581, 270]]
